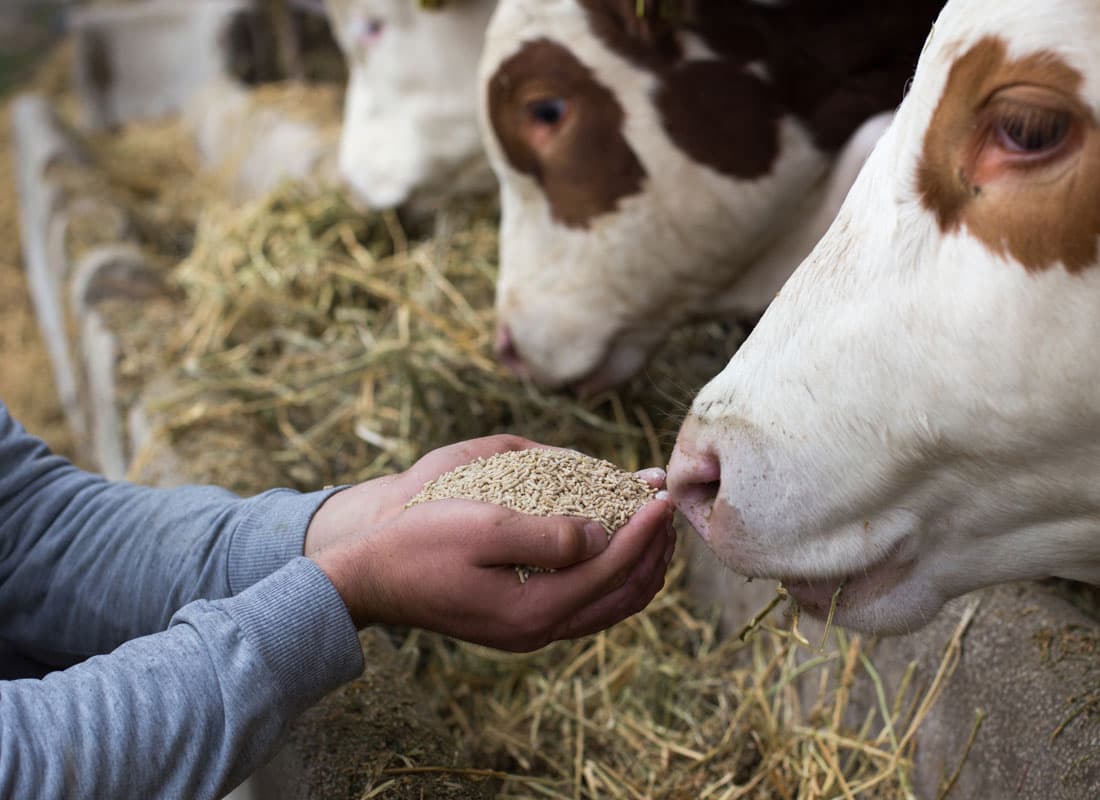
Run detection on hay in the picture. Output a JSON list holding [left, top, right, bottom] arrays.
[[401, 567, 980, 800], [123, 180, 739, 489]]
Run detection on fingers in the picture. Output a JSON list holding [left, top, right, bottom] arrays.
[[634, 467, 667, 490], [522, 497, 673, 622], [464, 504, 610, 570], [557, 517, 673, 640]]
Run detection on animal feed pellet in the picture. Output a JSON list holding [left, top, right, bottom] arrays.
[[406, 448, 656, 582]]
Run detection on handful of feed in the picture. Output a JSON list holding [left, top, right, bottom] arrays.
[[406, 448, 656, 582]]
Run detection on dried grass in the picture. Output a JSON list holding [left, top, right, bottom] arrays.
[[121, 180, 739, 490], [399, 569, 981, 800]]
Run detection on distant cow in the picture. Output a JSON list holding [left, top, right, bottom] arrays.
[[480, 0, 944, 392], [669, 0, 1100, 634], [325, 0, 497, 209]]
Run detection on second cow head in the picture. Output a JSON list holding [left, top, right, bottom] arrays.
[[480, 0, 944, 391]]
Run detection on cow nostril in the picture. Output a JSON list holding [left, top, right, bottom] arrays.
[[677, 479, 721, 528], [494, 324, 526, 374], [668, 446, 722, 540]]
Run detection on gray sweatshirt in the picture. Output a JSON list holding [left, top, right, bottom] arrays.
[[0, 400, 365, 798]]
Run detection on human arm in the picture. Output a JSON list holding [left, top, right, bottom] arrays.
[[0, 428, 671, 797], [0, 401, 342, 664], [0, 558, 364, 800]]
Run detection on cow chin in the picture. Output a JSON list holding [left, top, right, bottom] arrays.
[[706, 502, 931, 633], [703, 499, 947, 635], [524, 335, 653, 393], [570, 339, 653, 396]]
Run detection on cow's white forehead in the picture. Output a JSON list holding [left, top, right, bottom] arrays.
[[482, 0, 590, 67], [915, 0, 1100, 113], [865, 0, 1100, 209]]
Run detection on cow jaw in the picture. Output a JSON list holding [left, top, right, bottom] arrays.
[[669, 0, 1100, 634]]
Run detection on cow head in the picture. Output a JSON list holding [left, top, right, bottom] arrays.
[[325, 0, 497, 210], [669, 0, 1100, 634], [479, 0, 942, 391]]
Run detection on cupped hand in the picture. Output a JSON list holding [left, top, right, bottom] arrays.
[[305, 434, 668, 555], [310, 493, 675, 652], [304, 434, 551, 557]]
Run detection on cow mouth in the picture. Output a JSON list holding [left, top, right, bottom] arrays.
[[781, 547, 914, 620], [568, 339, 655, 397]]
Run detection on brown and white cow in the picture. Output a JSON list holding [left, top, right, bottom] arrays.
[[669, 0, 1100, 634], [325, 0, 497, 210], [480, 0, 944, 391]]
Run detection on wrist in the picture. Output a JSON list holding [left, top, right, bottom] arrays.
[[310, 544, 385, 629], [231, 487, 345, 593]]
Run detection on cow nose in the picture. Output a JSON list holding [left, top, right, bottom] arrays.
[[668, 420, 722, 541], [494, 323, 527, 376]]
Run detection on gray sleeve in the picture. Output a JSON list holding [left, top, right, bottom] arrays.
[[0, 400, 345, 665], [0, 558, 365, 800]]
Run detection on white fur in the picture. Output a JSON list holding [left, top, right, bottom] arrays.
[[325, 0, 497, 210], [670, 0, 1100, 634], [478, 0, 884, 388]]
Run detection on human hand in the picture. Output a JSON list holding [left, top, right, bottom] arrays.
[[309, 457, 675, 651], [305, 435, 555, 557]]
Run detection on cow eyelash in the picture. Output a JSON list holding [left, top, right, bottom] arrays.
[[990, 103, 1073, 155]]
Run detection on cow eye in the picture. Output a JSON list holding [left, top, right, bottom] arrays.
[[526, 98, 567, 127], [992, 104, 1072, 155], [357, 17, 384, 47]]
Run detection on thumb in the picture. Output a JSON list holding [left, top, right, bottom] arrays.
[[474, 507, 610, 570]]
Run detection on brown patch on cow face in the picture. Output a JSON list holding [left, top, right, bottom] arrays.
[[656, 60, 780, 180], [917, 36, 1100, 273], [579, 0, 779, 179], [575, 0, 944, 180], [486, 38, 646, 229]]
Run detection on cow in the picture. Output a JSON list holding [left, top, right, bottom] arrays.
[[668, 0, 1100, 635], [479, 0, 945, 392], [324, 0, 497, 210]]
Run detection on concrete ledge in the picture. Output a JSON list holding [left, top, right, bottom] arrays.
[[12, 93, 92, 447], [69, 245, 167, 479], [13, 93, 172, 476]]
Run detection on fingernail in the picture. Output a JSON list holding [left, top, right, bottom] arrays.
[[636, 467, 667, 483], [584, 521, 609, 555], [655, 489, 670, 502]]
